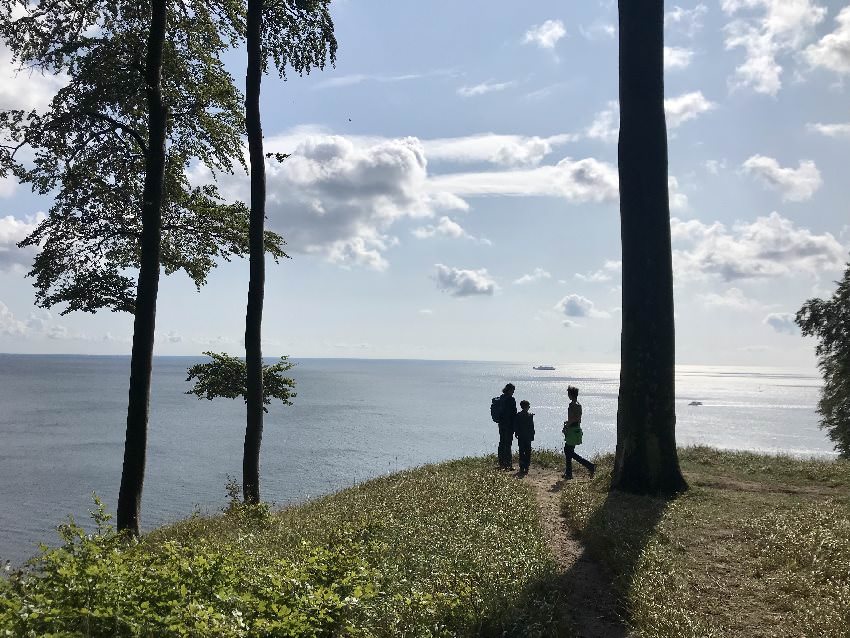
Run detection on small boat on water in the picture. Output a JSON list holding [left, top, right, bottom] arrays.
[[688, 401, 703, 406], [533, 365, 556, 371]]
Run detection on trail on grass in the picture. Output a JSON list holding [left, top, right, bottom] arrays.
[[524, 468, 634, 638]]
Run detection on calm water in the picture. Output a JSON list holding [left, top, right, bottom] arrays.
[[0, 355, 830, 565]]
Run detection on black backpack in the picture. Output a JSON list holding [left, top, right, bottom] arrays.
[[490, 395, 503, 422]]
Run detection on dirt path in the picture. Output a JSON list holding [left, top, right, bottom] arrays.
[[523, 468, 634, 638]]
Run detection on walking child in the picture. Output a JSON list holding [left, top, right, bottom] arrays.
[[514, 400, 535, 474], [563, 385, 595, 479]]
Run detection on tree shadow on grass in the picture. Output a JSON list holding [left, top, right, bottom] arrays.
[[473, 476, 676, 638]]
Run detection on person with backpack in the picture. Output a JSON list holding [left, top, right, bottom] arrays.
[[514, 399, 535, 475], [492, 383, 517, 470], [562, 385, 595, 479]]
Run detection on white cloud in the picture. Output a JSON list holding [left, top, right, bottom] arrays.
[[741, 155, 822, 201], [668, 176, 689, 211], [664, 91, 716, 128], [704, 159, 727, 174], [671, 212, 846, 282], [457, 81, 514, 97], [523, 19, 567, 50], [434, 264, 496, 297], [554, 294, 610, 319], [763, 312, 799, 334], [665, 4, 709, 37], [722, 0, 827, 95], [579, 23, 616, 40], [804, 7, 850, 75], [575, 260, 621, 283], [514, 268, 552, 285], [0, 176, 17, 198], [313, 72, 427, 90], [665, 46, 695, 70], [0, 301, 26, 336], [413, 216, 470, 240], [428, 157, 619, 202], [0, 45, 66, 111], [586, 101, 619, 143], [422, 133, 576, 167], [807, 122, 850, 138], [699, 287, 761, 310], [0, 212, 44, 271]]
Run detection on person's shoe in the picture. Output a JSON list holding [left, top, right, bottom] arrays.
[[562, 473, 572, 480]]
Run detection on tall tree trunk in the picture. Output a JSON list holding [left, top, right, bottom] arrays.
[[116, 0, 168, 534], [611, 0, 687, 495], [243, 0, 265, 504]]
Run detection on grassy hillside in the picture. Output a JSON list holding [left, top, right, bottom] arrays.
[[559, 447, 850, 638]]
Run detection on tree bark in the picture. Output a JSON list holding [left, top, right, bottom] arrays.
[[243, 0, 265, 504], [116, 0, 168, 534], [611, 0, 687, 495]]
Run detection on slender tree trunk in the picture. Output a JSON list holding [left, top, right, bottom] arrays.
[[611, 0, 687, 495], [116, 0, 168, 534], [243, 0, 265, 504]]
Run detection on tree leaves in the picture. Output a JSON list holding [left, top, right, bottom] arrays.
[[186, 352, 296, 412]]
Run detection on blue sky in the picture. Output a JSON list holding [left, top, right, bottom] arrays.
[[1, 0, 849, 366]]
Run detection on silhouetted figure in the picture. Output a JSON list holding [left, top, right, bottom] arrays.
[[514, 400, 535, 474], [563, 385, 595, 479], [497, 383, 517, 470]]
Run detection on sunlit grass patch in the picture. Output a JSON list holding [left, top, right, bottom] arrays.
[[2, 457, 568, 637], [559, 450, 850, 638]]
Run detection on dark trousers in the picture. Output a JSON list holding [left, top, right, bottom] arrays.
[[517, 437, 532, 471], [564, 444, 594, 478], [498, 424, 514, 467]]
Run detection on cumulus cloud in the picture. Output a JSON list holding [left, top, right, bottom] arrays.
[[807, 122, 850, 137], [514, 268, 552, 285], [434, 264, 496, 297], [671, 212, 846, 281], [428, 157, 619, 202], [523, 19, 567, 50], [665, 4, 709, 37], [457, 81, 514, 97], [579, 23, 616, 40], [665, 46, 695, 70], [741, 155, 822, 201], [0, 46, 66, 111], [668, 176, 689, 211], [575, 260, 621, 283], [413, 216, 479, 242], [705, 159, 727, 174], [722, 0, 827, 95], [0, 301, 26, 336], [422, 133, 576, 167], [763, 312, 799, 334], [0, 212, 44, 271], [554, 294, 610, 319], [804, 7, 850, 74], [699, 287, 761, 310], [586, 101, 619, 143], [664, 91, 716, 128]]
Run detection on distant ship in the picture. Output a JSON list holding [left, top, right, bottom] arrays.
[[533, 365, 556, 371]]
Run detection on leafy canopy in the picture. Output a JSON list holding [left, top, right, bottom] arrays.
[[186, 351, 296, 412], [796, 257, 850, 457], [0, 0, 285, 314]]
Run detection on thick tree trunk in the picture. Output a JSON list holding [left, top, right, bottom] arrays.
[[116, 0, 168, 534], [611, 0, 687, 495], [243, 0, 265, 504]]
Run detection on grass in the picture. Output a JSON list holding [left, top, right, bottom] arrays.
[[558, 446, 850, 638], [2, 456, 569, 637]]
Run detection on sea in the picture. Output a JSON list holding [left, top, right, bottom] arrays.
[[0, 354, 832, 566]]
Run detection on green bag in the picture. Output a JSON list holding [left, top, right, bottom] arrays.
[[564, 423, 583, 446]]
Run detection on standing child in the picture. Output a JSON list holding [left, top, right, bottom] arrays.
[[514, 400, 535, 474], [563, 385, 595, 479]]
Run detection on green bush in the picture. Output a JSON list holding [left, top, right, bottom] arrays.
[[0, 497, 374, 637]]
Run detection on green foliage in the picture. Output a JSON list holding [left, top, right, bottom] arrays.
[[796, 258, 850, 457], [2, 459, 564, 637], [262, 0, 337, 79], [0, 495, 374, 637], [186, 351, 296, 412], [0, 0, 286, 314]]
